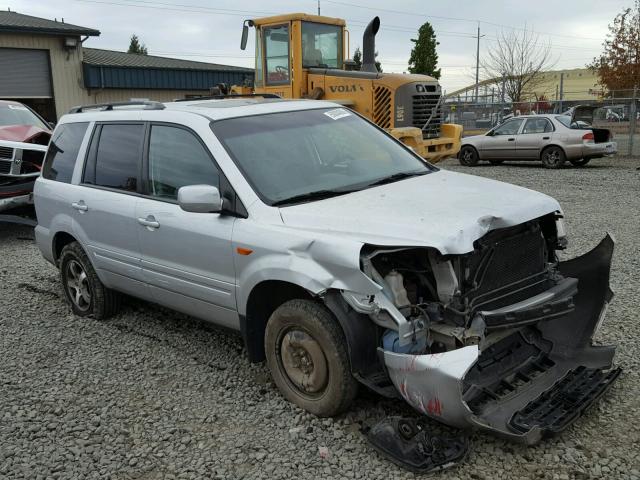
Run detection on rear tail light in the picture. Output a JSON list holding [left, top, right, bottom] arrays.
[[582, 132, 594, 143]]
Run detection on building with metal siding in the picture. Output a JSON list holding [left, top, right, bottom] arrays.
[[0, 10, 253, 121]]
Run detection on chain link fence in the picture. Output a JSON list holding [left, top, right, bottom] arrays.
[[444, 89, 639, 156]]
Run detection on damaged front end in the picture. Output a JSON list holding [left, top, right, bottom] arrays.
[[341, 214, 620, 444], [0, 140, 48, 212]]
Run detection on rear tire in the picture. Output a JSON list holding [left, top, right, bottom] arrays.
[[265, 299, 357, 417], [59, 242, 121, 319], [541, 146, 566, 169], [459, 146, 479, 166], [570, 158, 591, 167]]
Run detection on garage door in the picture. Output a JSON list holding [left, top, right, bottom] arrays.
[[0, 48, 52, 98]]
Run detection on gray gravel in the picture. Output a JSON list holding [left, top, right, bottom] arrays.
[[1, 156, 639, 479]]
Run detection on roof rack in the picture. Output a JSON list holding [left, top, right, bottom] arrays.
[[68, 100, 166, 114], [174, 93, 281, 102]]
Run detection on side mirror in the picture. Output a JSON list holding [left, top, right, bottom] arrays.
[[240, 22, 249, 50], [178, 185, 223, 213]]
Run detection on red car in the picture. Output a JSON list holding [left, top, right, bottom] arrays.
[[0, 100, 52, 212]]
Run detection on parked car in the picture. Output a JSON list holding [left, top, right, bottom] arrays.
[[35, 98, 619, 445], [459, 106, 617, 168], [0, 100, 52, 212]]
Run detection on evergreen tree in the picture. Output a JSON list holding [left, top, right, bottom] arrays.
[[353, 47, 362, 69], [408, 22, 440, 78], [352, 47, 382, 72], [127, 34, 148, 55]]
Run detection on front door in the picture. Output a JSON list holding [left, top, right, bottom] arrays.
[[516, 117, 554, 159], [481, 118, 524, 159], [136, 123, 238, 329], [259, 23, 293, 98]]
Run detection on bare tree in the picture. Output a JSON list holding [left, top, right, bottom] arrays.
[[482, 29, 554, 103]]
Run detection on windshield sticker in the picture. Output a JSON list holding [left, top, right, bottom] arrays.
[[324, 108, 352, 120], [8, 105, 29, 110]]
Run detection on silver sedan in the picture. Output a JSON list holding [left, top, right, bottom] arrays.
[[458, 111, 617, 168]]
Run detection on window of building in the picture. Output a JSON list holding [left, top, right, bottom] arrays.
[[147, 125, 219, 200], [42, 122, 89, 183]]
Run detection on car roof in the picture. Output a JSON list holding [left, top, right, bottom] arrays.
[[0, 99, 24, 107], [60, 98, 343, 124]]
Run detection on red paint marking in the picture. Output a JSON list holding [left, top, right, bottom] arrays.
[[399, 379, 407, 398], [427, 397, 443, 416]]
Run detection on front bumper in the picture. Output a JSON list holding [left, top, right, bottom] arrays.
[[383, 235, 620, 444]]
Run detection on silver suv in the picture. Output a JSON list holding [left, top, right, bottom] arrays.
[[35, 98, 619, 444]]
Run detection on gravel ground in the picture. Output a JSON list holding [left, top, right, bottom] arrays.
[[1, 156, 639, 480]]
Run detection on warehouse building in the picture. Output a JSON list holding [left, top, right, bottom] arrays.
[[0, 10, 253, 121]]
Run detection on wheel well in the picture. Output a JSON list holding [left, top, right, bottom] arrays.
[[540, 144, 565, 158], [460, 144, 479, 157], [241, 280, 313, 363], [52, 231, 77, 264]]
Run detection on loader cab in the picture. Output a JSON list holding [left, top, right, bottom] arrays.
[[242, 13, 347, 99]]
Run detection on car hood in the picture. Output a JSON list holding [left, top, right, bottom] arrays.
[[278, 170, 561, 255], [0, 125, 51, 143]]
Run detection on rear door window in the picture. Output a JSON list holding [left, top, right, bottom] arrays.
[[146, 124, 219, 200], [42, 122, 89, 183], [522, 118, 553, 134], [84, 123, 144, 192]]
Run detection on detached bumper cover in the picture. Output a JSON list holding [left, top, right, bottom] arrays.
[[383, 235, 620, 444]]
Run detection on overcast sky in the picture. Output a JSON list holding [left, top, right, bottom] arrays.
[[1, 0, 631, 92]]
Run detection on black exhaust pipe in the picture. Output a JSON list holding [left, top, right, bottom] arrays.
[[361, 16, 380, 73]]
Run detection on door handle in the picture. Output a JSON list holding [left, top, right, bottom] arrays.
[[138, 216, 160, 229], [543, 136, 550, 140], [507, 138, 515, 141], [71, 201, 88, 212]]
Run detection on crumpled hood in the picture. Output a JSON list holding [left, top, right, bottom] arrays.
[[279, 170, 561, 255], [0, 125, 51, 143]]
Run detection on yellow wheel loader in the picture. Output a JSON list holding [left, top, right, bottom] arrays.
[[231, 13, 461, 163]]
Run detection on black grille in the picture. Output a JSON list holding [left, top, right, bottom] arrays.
[[463, 224, 548, 311], [0, 159, 11, 174], [0, 146, 14, 159], [412, 94, 442, 139]]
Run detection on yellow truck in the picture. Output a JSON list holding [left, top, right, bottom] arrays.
[[232, 13, 462, 163]]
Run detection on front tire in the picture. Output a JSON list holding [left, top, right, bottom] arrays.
[[59, 242, 121, 319], [459, 146, 479, 166], [265, 299, 357, 417], [570, 158, 591, 167], [541, 146, 566, 169]]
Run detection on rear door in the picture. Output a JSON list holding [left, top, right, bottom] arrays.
[[135, 123, 238, 329], [73, 122, 149, 298], [480, 118, 524, 159], [516, 117, 554, 159]]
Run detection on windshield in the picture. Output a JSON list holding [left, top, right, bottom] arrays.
[[0, 103, 48, 129], [301, 22, 342, 68], [212, 108, 433, 206]]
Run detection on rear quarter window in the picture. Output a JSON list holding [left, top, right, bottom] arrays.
[[42, 122, 89, 183]]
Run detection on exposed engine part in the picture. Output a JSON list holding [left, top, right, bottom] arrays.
[[383, 270, 411, 309]]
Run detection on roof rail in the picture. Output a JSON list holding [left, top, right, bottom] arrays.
[[174, 93, 281, 102], [68, 100, 166, 114]]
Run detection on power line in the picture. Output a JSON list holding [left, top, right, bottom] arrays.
[[323, 0, 604, 42]]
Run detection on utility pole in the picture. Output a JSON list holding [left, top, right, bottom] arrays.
[[317, 0, 320, 15], [474, 23, 484, 104], [629, 85, 637, 158], [558, 72, 564, 113]]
